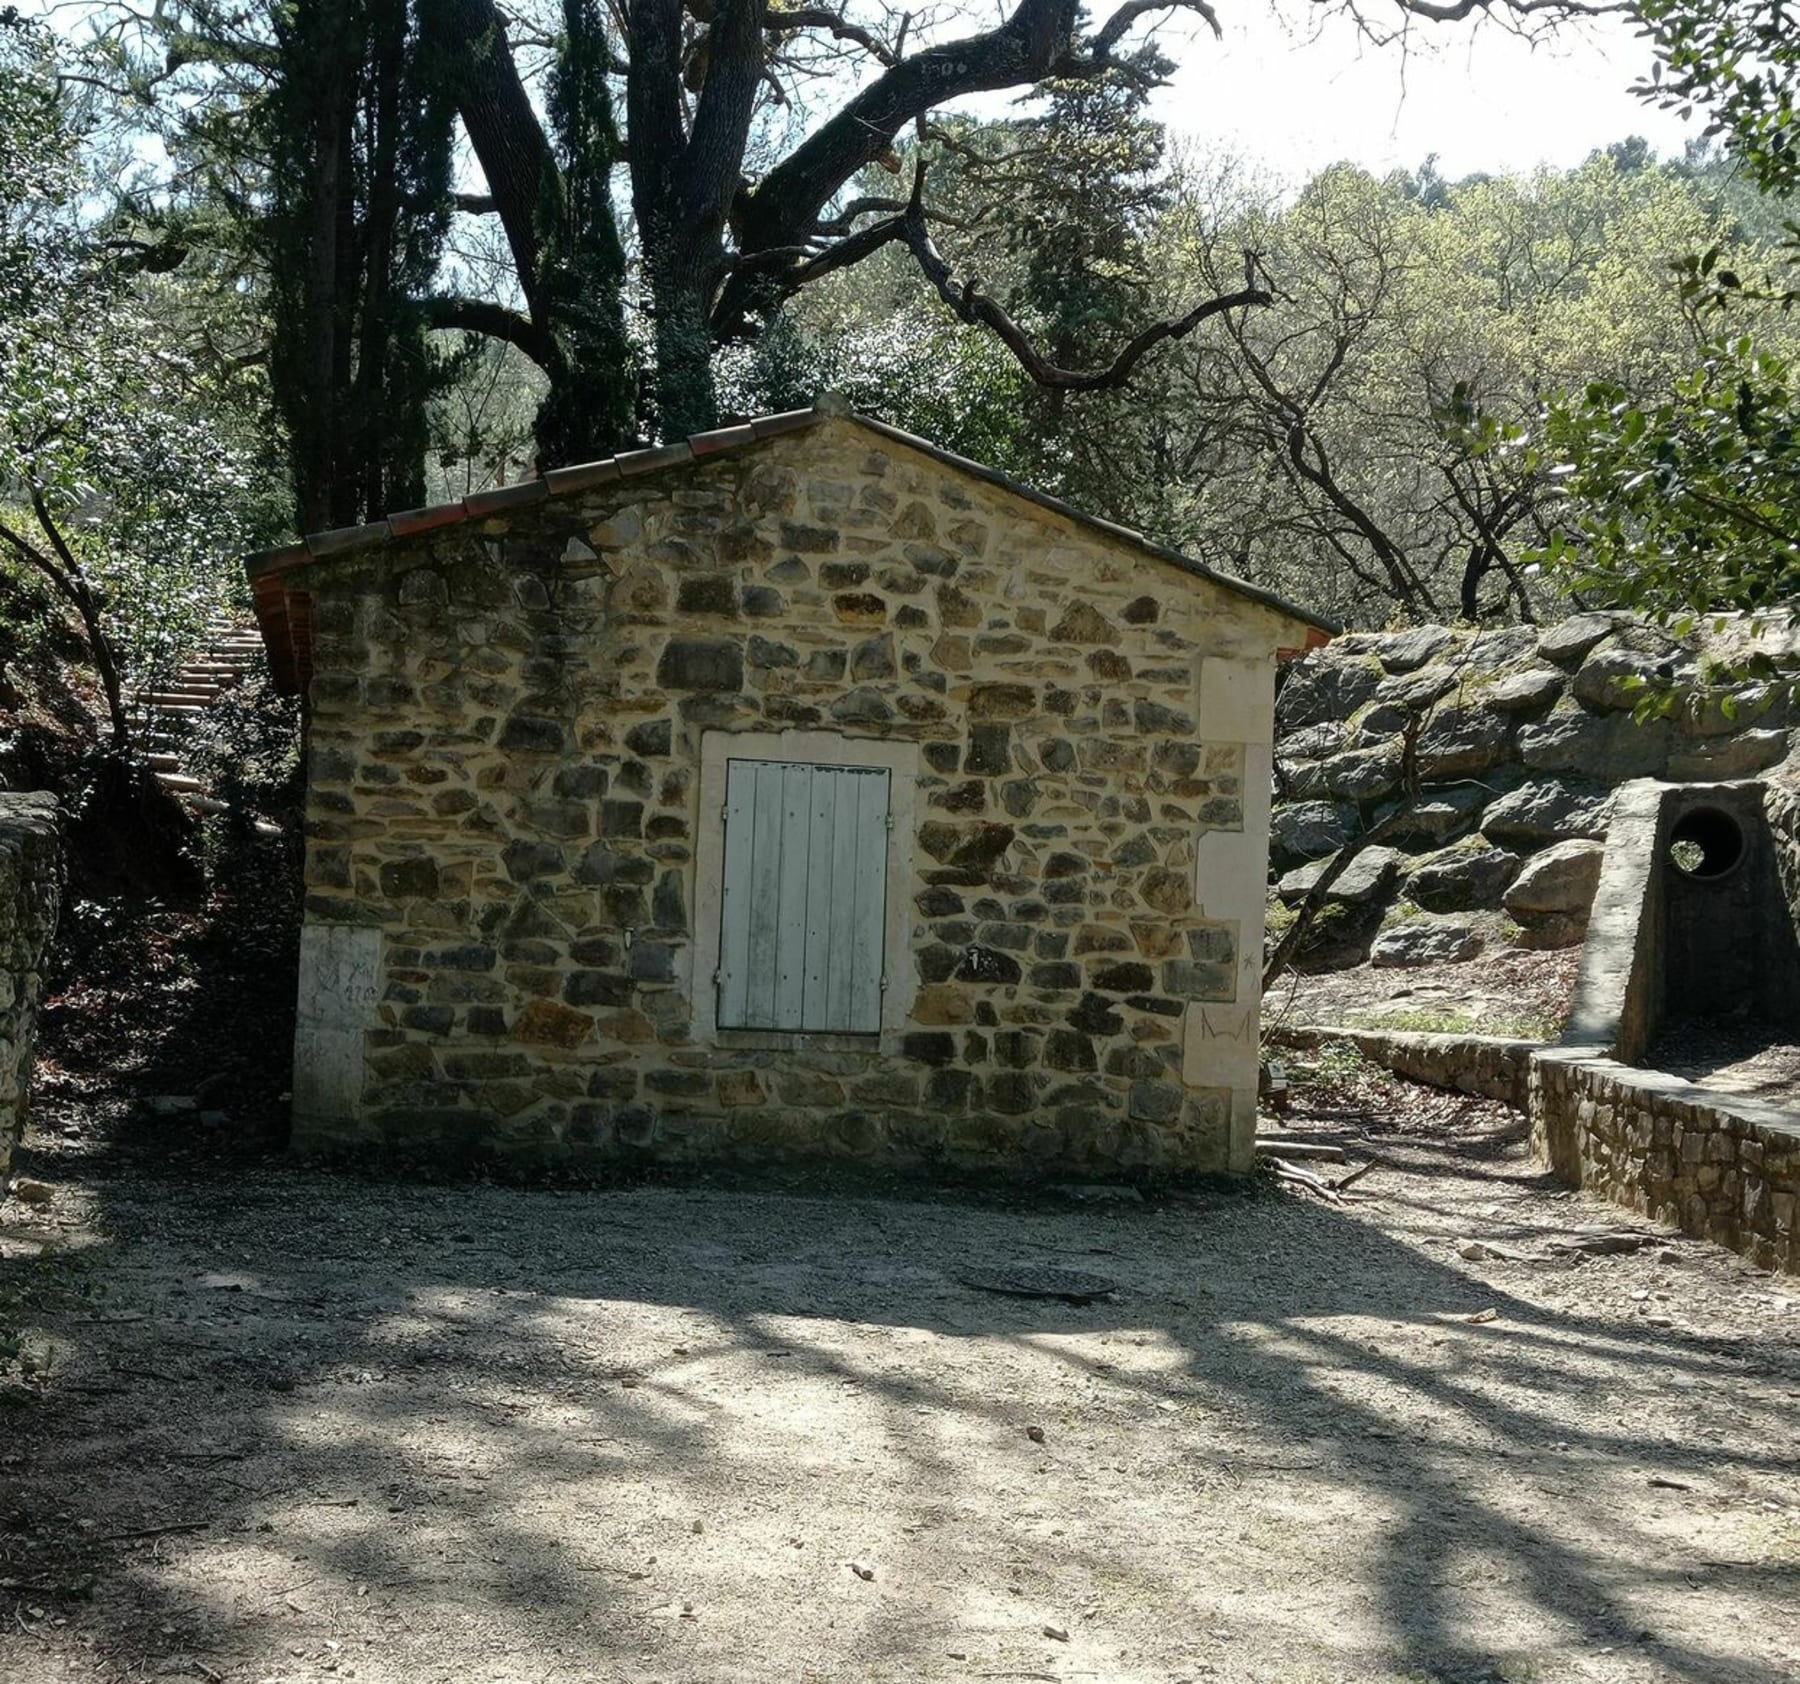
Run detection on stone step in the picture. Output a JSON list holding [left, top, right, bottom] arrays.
[[157, 772, 206, 794], [147, 753, 181, 773]]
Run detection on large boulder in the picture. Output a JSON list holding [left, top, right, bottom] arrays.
[[1379, 624, 1459, 674], [1518, 701, 1673, 780], [1569, 632, 1696, 713], [1481, 778, 1612, 845], [1278, 657, 1383, 729], [1360, 665, 1459, 733], [1461, 625, 1542, 673], [1676, 683, 1786, 740], [1280, 723, 1350, 762], [1415, 703, 1512, 780], [1538, 611, 1629, 667], [1503, 838, 1606, 919], [1375, 783, 1490, 843], [1371, 916, 1483, 968], [1277, 845, 1404, 907], [1483, 667, 1564, 714], [1666, 728, 1792, 781], [1271, 800, 1357, 863], [1405, 840, 1522, 913], [1321, 746, 1404, 803]]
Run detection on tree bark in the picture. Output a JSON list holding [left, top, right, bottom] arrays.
[[628, 0, 768, 435], [295, 1, 357, 532], [437, 0, 558, 325]]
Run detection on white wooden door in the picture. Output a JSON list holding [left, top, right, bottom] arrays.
[[717, 759, 889, 1032]]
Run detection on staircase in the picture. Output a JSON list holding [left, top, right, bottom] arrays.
[[130, 620, 266, 813]]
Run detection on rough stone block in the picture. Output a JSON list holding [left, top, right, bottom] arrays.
[[657, 638, 744, 692]]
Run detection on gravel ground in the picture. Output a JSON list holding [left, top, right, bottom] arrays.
[[2, 1077, 1797, 1684]]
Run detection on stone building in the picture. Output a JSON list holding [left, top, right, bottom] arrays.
[[249, 404, 1331, 1176]]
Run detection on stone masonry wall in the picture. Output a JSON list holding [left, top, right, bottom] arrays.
[[1531, 1049, 1800, 1273], [0, 792, 63, 1198], [1272, 1026, 1534, 1108], [296, 419, 1298, 1175]]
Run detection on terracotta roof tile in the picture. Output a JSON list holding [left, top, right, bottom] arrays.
[[463, 479, 549, 518]]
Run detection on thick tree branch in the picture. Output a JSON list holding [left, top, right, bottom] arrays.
[[421, 295, 546, 358], [1093, 0, 1217, 53], [3, 497, 132, 747], [726, 0, 1085, 323], [436, 0, 558, 318]]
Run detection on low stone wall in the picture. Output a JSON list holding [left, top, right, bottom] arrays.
[[1531, 1048, 1800, 1272], [0, 792, 63, 1198], [1273, 1025, 1535, 1107]]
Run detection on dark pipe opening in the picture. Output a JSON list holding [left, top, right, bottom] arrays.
[[1667, 806, 1746, 880]]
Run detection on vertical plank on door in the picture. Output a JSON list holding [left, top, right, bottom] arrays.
[[716, 759, 756, 1030], [771, 761, 814, 1029], [800, 769, 840, 1030], [845, 768, 889, 1031], [742, 761, 786, 1027], [821, 768, 863, 1030]]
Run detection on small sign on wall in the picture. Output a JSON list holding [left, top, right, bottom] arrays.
[[293, 924, 380, 1128]]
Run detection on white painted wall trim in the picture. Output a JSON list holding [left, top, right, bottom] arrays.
[[292, 923, 381, 1132]]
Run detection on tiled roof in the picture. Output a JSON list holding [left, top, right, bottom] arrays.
[[247, 404, 1335, 693]]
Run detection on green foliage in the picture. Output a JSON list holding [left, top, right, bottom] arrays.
[[533, 0, 634, 465], [1539, 334, 1800, 617], [1525, 2, 1800, 626], [0, 15, 281, 734], [717, 305, 1035, 479], [259, 0, 461, 527], [183, 672, 303, 814], [1167, 152, 1735, 625], [1637, 0, 1800, 200]]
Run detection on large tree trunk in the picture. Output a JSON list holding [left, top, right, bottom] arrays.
[[436, 0, 556, 331], [296, 2, 357, 532], [627, 0, 765, 437], [646, 260, 721, 438]]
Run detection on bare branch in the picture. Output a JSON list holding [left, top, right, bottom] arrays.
[[894, 165, 1270, 392], [763, 8, 898, 66]]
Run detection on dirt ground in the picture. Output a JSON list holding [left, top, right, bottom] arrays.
[[1647, 1024, 1800, 1103], [1272, 946, 1581, 1041], [2, 1067, 1797, 1684]]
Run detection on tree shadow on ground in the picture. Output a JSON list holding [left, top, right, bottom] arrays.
[[3, 1120, 1796, 1684]]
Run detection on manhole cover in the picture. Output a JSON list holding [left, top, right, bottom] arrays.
[[957, 1266, 1118, 1305]]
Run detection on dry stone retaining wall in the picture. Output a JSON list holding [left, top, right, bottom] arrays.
[[1273, 1026, 1534, 1107], [0, 792, 62, 1198], [1273, 615, 1799, 968]]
